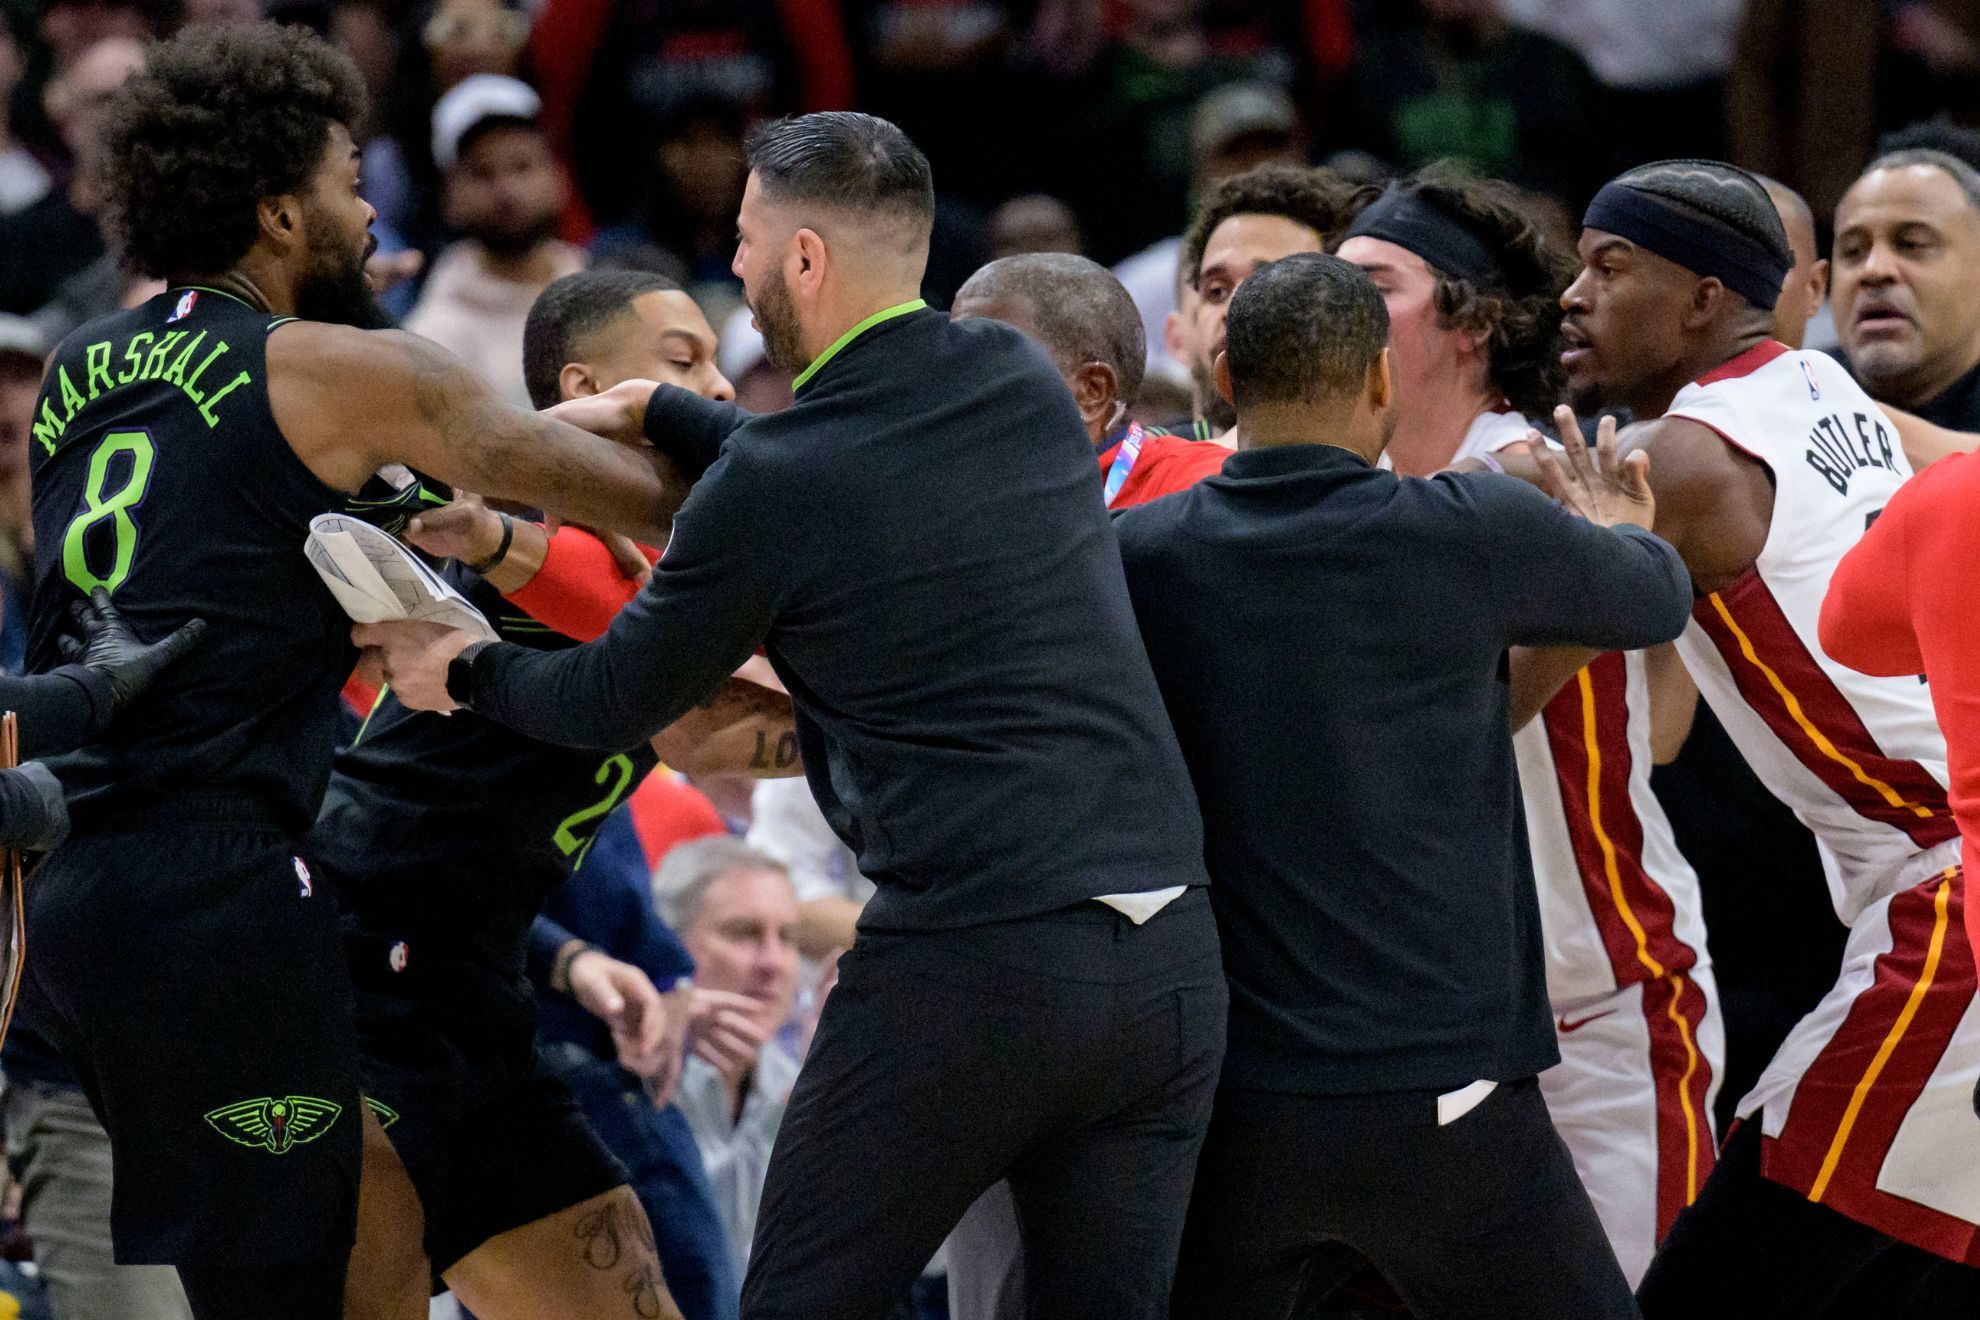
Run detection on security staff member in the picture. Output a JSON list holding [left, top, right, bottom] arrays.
[[1121, 253, 1692, 1320], [357, 111, 1224, 1320]]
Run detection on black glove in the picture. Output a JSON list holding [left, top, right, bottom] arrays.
[[56, 588, 208, 715]]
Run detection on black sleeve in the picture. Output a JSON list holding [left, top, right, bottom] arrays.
[[0, 666, 115, 759], [1457, 473, 1693, 651], [468, 441, 789, 750], [642, 385, 753, 482], [0, 763, 69, 851]]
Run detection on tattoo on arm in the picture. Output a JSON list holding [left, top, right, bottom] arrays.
[[749, 728, 800, 770]]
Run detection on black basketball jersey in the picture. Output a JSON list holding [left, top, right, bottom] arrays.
[[26, 287, 354, 836], [310, 563, 662, 949]]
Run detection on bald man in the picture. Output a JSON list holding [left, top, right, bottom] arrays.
[[1758, 176, 1830, 350], [953, 252, 1229, 506]]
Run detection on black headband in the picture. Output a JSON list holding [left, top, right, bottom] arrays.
[[1581, 183, 1789, 311], [1343, 188, 1502, 285]]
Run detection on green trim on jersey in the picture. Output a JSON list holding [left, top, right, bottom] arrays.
[[792, 299, 927, 392]]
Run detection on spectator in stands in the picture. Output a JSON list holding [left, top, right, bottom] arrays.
[[33, 0, 148, 75], [406, 74, 583, 403], [0, 36, 141, 316], [533, 0, 854, 229], [656, 839, 804, 1278], [1833, 148, 1980, 431], [988, 194, 1081, 260], [1341, 0, 1608, 212], [1114, 83, 1307, 406], [0, 18, 49, 217], [0, 316, 38, 672], [592, 96, 750, 324], [746, 778, 863, 959]]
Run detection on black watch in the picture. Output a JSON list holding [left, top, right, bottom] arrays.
[[446, 641, 491, 709]]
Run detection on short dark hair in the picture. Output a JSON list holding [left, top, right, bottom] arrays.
[[523, 269, 682, 409], [96, 24, 367, 278], [1181, 165, 1375, 289], [1876, 119, 1980, 175], [743, 111, 934, 235], [1224, 253, 1388, 409], [1604, 160, 1794, 281], [1401, 164, 1578, 420], [1862, 147, 1980, 213], [954, 254, 1147, 403]]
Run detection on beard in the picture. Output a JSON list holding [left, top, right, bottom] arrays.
[[296, 215, 391, 329], [471, 208, 561, 261], [751, 267, 807, 374]]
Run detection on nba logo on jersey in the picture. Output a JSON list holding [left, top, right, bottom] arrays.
[[388, 941, 410, 973], [293, 856, 313, 896], [167, 290, 198, 323], [1799, 357, 1821, 401]]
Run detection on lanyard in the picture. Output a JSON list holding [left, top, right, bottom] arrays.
[[1101, 422, 1146, 506]]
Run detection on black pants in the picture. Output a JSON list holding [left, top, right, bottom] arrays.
[[1639, 1120, 1980, 1319], [739, 890, 1225, 1320], [1172, 1077, 1638, 1320]]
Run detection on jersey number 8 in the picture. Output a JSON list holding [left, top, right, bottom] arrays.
[[62, 430, 156, 595]]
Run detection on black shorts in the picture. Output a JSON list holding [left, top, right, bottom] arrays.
[[20, 814, 363, 1267], [343, 918, 627, 1277]]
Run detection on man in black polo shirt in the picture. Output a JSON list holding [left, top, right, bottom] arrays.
[[1127, 253, 1691, 1320], [356, 111, 1223, 1320]]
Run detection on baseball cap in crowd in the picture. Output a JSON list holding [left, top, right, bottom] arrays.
[[1190, 82, 1300, 163], [431, 72, 541, 171], [0, 315, 47, 373]]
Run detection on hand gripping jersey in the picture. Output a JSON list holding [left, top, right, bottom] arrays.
[[1456, 412, 1713, 1007], [1666, 342, 1958, 923]]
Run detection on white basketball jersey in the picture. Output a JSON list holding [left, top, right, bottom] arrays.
[[1457, 412, 1711, 1003], [1665, 342, 1956, 924]]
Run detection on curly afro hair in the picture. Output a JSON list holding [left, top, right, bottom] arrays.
[[1180, 165, 1376, 291], [96, 24, 367, 279], [1396, 164, 1580, 422]]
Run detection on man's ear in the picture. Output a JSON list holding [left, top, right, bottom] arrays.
[[1685, 278, 1724, 330], [792, 228, 828, 296], [257, 193, 304, 254], [559, 362, 601, 400], [1070, 360, 1118, 427], [1811, 257, 1832, 307], [1213, 351, 1234, 406], [1369, 346, 1393, 410]]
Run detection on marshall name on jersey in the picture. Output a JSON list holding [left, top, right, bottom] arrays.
[[1666, 341, 1958, 924]]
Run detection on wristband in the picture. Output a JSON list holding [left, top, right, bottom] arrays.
[[466, 513, 515, 575], [552, 940, 601, 994]]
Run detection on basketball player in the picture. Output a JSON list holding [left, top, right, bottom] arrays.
[[1337, 167, 1722, 1288], [20, 26, 691, 1320], [312, 269, 796, 1319], [1491, 159, 1979, 1316]]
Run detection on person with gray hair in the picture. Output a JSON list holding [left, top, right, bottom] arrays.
[[653, 838, 805, 1284], [1834, 147, 1980, 431], [953, 253, 1229, 508]]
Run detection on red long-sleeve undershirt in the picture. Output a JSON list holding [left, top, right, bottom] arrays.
[[1821, 452, 1980, 956], [506, 526, 659, 643]]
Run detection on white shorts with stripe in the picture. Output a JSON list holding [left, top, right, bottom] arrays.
[[1740, 851, 1980, 1266], [1541, 964, 1725, 1287]]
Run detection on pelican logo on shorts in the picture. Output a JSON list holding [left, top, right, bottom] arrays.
[[167, 290, 198, 323], [205, 1096, 342, 1154], [388, 941, 410, 973], [293, 856, 313, 897], [364, 1096, 400, 1130]]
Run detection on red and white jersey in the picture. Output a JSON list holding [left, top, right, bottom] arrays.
[[1457, 412, 1712, 1003], [1666, 341, 1958, 924]]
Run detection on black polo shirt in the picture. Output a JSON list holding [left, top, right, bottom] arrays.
[[1114, 442, 1693, 1095], [463, 304, 1208, 931]]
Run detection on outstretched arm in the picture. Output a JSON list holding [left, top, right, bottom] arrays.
[[1880, 404, 1980, 473], [270, 325, 687, 545]]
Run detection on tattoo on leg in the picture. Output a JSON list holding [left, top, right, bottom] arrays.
[[575, 1202, 626, 1271], [577, 1199, 672, 1318]]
